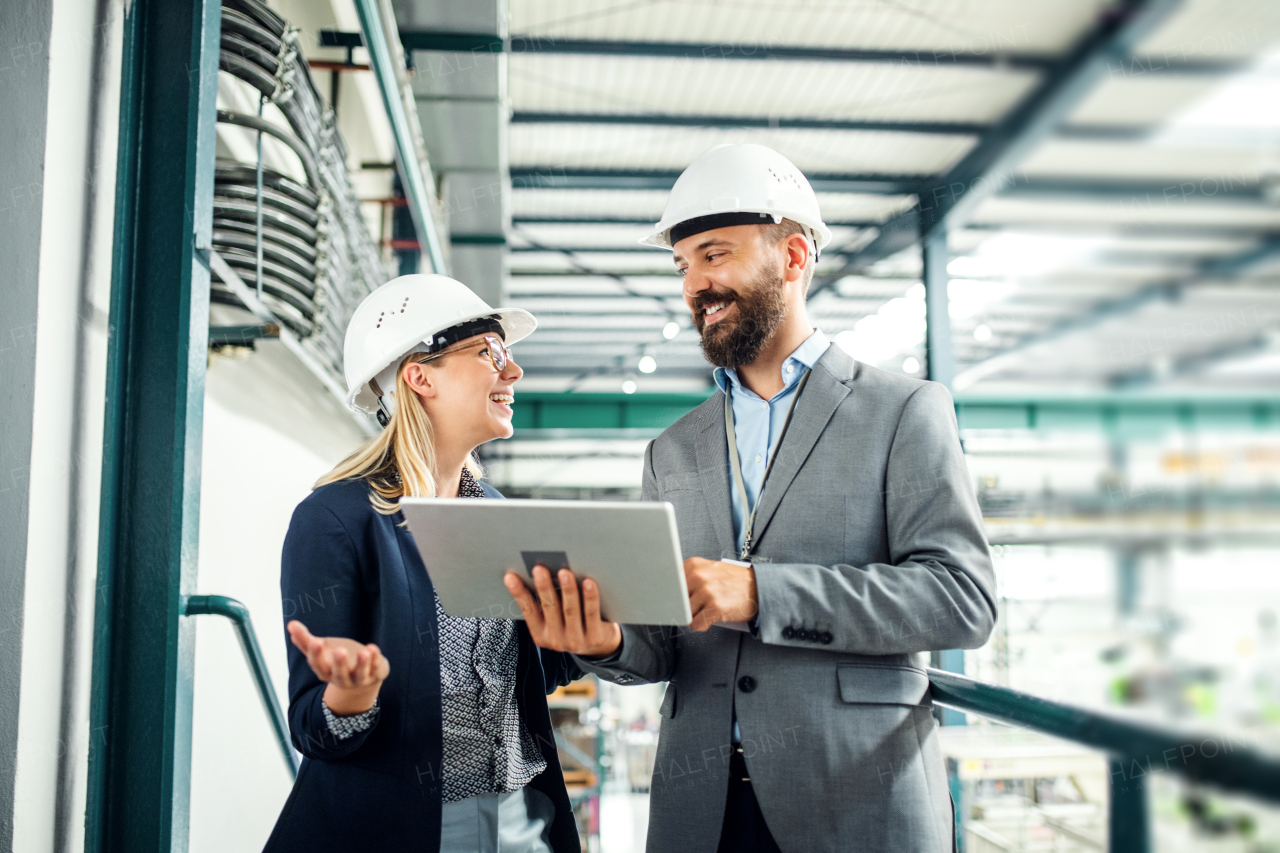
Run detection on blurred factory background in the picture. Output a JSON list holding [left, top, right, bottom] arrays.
[[4, 0, 1280, 851]]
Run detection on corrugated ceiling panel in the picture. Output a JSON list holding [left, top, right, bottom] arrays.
[[508, 123, 975, 173], [1135, 0, 1280, 61], [971, 196, 1280, 230], [1066, 76, 1226, 126], [510, 188, 671, 217], [509, 0, 1106, 54], [1019, 139, 1270, 182], [509, 54, 1038, 123]]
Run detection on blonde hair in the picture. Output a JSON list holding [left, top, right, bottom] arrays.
[[315, 352, 484, 513]]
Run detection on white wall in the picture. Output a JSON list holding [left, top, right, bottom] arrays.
[[12, 0, 122, 849], [189, 341, 367, 853]]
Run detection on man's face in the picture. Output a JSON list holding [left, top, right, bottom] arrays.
[[674, 225, 788, 369]]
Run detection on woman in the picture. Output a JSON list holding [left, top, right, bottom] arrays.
[[264, 274, 583, 853]]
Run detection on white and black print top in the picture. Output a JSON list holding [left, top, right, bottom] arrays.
[[321, 467, 547, 803]]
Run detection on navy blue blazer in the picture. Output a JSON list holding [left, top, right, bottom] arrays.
[[263, 477, 584, 853]]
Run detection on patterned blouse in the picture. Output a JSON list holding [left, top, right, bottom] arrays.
[[321, 467, 547, 802]]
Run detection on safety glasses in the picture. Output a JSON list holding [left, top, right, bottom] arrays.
[[412, 334, 510, 372]]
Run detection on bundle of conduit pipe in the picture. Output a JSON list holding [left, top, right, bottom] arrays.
[[214, 0, 386, 374]]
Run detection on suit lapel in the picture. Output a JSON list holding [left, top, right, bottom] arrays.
[[747, 347, 853, 552], [693, 392, 737, 559]]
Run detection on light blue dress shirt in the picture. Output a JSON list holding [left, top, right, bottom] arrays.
[[713, 329, 829, 744], [713, 329, 831, 558]]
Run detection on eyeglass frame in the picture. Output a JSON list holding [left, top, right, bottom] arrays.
[[407, 334, 510, 373]]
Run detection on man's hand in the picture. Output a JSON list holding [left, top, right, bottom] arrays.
[[505, 566, 623, 658], [287, 620, 389, 715], [685, 557, 758, 632]]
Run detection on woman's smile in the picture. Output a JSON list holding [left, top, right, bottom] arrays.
[[488, 390, 514, 416]]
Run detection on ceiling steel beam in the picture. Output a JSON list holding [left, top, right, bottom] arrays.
[[952, 235, 1280, 389], [511, 111, 989, 136], [1113, 331, 1279, 388], [919, 0, 1184, 233], [511, 217, 1280, 242], [508, 167, 920, 194], [320, 29, 1240, 75], [510, 167, 1269, 205], [511, 111, 1171, 142], [819, 0, 1186, 285]]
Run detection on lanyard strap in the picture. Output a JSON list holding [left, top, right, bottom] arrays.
[[725, 369, 812, 561]]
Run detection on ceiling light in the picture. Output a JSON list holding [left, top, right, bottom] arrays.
[[973, 324, 992, 342], [902, 356, 920, 374], [662, 321, 680, 339], [637, 355, 657, 374], [622, 380, 637, 394]]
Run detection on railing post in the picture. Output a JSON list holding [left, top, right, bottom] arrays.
[[932, 649, 966, 726], [1108, 759, 1150, 853]]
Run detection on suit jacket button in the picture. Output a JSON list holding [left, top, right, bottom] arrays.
[[799, 629, 813, 642], [820, 631, 834, 645], [737, 675, 757, 693], [782, 626, 795, 640]]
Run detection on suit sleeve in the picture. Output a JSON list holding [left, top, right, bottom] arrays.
[[539, 648, 586, 693], [753, 381, 997, 654], [573, 439, 679, 685], [280, 497, 376, 760]]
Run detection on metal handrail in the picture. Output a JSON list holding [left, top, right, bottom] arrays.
[[929, 667, 1280, 851], [184, 595, 298, 778], [927, 668, 1280, 802]]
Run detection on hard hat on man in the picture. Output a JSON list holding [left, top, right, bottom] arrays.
[[640, 143, 831, 254]]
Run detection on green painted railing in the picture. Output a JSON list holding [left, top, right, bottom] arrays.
[[928, 668, 1280, 851], [184, 595, 297, 778], [178, 595, 1280, 848]]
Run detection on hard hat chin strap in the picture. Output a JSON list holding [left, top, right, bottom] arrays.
[[370, 376, 395, 428]]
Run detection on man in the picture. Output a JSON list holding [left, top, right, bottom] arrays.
[[505, 143, 996, 852]]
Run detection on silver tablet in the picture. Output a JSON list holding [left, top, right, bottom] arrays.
[[399, 498, 693, 626]]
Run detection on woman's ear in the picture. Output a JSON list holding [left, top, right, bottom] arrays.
[[401, 361, 438, 400]]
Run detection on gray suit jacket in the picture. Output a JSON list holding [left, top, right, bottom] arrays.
[[576, 345, 996, 853]]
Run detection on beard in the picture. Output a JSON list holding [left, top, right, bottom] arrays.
[[692, 264, 788, 369]]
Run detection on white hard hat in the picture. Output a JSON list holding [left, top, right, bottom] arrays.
[[640, 143, 831, 254], [343, 274, 536, 419]]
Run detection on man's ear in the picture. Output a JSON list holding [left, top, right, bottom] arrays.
[[401, 361, 438, 400], [783, 232, 812, 286]]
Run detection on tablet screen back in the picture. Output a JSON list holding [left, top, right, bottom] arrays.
[[399, 498, 692, 626]]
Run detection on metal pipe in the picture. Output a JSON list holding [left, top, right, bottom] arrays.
[[215, 109, 319, 188], [352, 0, 447, 274], [183, 595, 298, 778]]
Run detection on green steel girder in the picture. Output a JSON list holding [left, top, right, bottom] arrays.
[[508, 392, 1280, 437], [86, 0, 220, 849], [510, 392, 712, 432]]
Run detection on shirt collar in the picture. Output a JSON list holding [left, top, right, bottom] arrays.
[[713, 328, 830, 395]]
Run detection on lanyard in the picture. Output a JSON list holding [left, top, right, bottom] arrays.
[[724, 369, 811, 561]]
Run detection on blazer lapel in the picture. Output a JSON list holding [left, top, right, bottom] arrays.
[[747, 348, 853, 552], [693, 393, 737, 560]]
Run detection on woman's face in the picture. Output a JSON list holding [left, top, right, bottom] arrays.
[[413, 333, 523, 447]]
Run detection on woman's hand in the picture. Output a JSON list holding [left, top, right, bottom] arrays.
[[287, 620, 390, 715], [504, 566, 622, 658]]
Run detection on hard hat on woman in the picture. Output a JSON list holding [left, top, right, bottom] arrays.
[[342, 274, 536, 422], [640, 143, 831, 254]]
